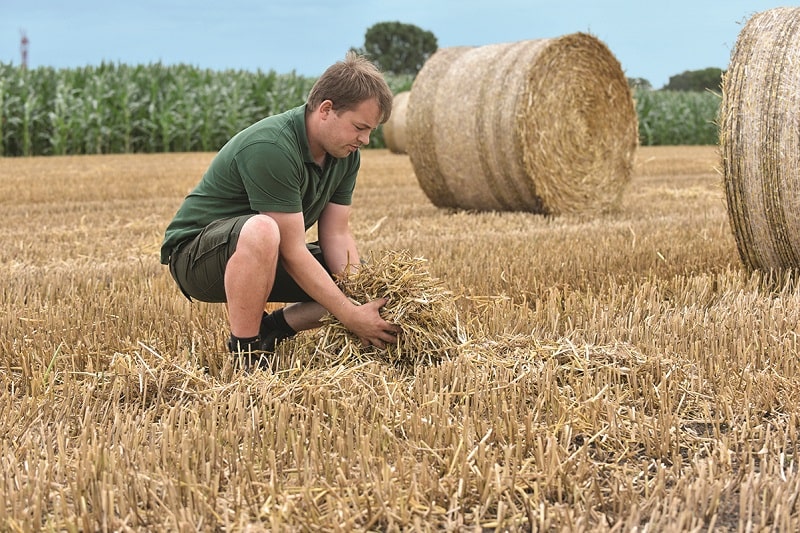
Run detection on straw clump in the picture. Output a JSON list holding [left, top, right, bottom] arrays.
[[720, 7, 800, 271], [406, 33, 638, 215], [382, 91, 410, 154], [308, 250, 467, 366]]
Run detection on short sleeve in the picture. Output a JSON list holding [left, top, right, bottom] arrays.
[[235, 142, 304, 213]]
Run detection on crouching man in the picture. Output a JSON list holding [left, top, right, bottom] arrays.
[[160, 52, 400, 369]]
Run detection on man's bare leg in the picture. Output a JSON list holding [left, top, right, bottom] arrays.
[[281, 301, 328, 332], [225, 215, 280, 338]]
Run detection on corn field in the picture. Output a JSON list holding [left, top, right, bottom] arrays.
[[3, 146, 800, 530], [0, 63, 715, 157], [635, 88, 720, 146], [0, 63, 414, 157]]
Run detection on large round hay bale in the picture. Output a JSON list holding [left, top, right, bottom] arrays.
[[406, 33, 638, 215], [383, 91, 410, 154], [720, 7, 800, 271]]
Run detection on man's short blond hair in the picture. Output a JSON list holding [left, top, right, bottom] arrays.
[[306, 51, 394, 124]]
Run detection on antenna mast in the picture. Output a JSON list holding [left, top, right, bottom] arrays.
[[20, 30, 29, 69]]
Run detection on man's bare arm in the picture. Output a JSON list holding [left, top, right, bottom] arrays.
[[317, 202, 361, 276], [263, 210, 399, 347]]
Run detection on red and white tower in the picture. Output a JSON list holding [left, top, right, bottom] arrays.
[[20, 30, 29, 69]]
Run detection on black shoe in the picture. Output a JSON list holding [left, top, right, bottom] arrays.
[[259, 327, 294, 353], [229, 310, 297, 371], [228, 336, 275, 371], [258, 310, 296, 356], [260, 309, 296, 349]]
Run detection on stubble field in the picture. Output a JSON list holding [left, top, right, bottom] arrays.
[[2, 146, 800, 531]]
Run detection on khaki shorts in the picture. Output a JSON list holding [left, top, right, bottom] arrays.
[[168, 215, 330, 303]]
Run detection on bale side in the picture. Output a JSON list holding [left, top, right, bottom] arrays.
[[383, 91, 410, 154], [406, 47, 470, 208], [720, 7, 800, 271], [406, 33, 638, 215]]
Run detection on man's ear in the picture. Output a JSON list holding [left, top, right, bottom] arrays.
[[318, 99, 334, 118]]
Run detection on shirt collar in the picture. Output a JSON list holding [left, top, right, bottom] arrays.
[[292, 104, 316, 166]]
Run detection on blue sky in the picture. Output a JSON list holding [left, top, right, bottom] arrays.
[[0, 1, 789, 88]]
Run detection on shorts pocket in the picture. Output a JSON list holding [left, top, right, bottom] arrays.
[[191, 219, 236, 267]]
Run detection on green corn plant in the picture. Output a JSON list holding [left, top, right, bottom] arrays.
[[21, 91, 37, 157], [194, 76, 219, 151], [1, 82, 23, 157], [635, 88, 720, 146], [0, 74, 5, 157], [47, 78, 73, 156]]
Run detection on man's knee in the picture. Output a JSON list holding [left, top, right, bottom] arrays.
[[243, 214, 280, 237], [236, 215, 280, 258]]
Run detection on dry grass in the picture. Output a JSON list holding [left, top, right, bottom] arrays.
[[301, 250, 466, 368], [2, 146, 800, 531]]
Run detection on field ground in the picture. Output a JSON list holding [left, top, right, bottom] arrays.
[[3, 146, 800, 531]]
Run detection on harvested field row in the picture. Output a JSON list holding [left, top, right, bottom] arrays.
[[2, 146, 800, 531]]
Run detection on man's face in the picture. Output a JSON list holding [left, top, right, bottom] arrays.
[[321, 98, 381, 159]]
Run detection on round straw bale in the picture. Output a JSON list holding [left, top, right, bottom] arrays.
[[406, 33, 638, 215], [720, 7, 800, 271], [383, 91, 410, 154]]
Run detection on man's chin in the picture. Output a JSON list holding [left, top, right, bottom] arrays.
[[331, 148, 357, 159]]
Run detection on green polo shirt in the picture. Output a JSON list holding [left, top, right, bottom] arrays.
[[160, 104, 359, 264]]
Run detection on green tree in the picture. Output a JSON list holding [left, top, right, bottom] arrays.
[[663, 67, 724, 92], [628, 77, 652, 91], [353, 21, 438, 75]]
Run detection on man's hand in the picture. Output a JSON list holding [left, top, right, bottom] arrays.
[[339, 297, 401, 348]]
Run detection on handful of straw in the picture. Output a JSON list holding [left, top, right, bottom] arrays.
[[313, 250, 467, 367]]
